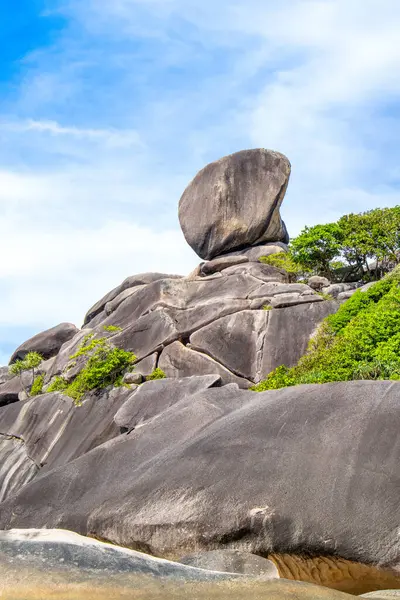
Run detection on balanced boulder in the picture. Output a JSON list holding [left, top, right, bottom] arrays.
[[178, 149, 291, 260], [9, 322, 79, 364]]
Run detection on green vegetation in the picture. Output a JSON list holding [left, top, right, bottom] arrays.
[[253, 266, 400, 391], [262, 304, 272, 311], [103, 325, 123, 333], [30, 375, 44, 396], [47, 334, 136, 405], [266, 206, 400, 282], [146, 367, 166, 381], [259, 252, 303, 282], [47, 376, 69, 393], [9, 351, 44, 397]]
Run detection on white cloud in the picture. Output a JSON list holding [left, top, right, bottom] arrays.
[[1, 0, 400, 350]]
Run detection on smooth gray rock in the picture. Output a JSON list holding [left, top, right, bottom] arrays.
[[0, 376, 23, 406], [45, 329, 92, 382], [0, 366, 11, 385], [322, 283, 360, 298], [114, 375, 222, 431], [223, 242, 288, 262], [221, 262, 287, 283], [249, 282, 312, 299], [178, 550, 279, 578], [1, 381, 400, 570], [178, 149, 291, 260], [0, 436, 38, 502], [270, 292, 322, 308], [83, 273, 183, 326], [338, 290, 357, 300], [133, 352, 158, 378], [159, 341, 251, 388], [0, 529, 239, 582], [105, 285, 146, 315], [308, 276, 331, 290], [123, 372, 143, 385], [190, 311, 269, 381], [261, 300, 339, 376], [0, 387, 129, 499], [9, 322, 79, 364], [200, 255, 249, 276]]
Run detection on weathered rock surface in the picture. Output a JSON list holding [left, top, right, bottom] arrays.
[[159, 341, 251, 387], [190, 311, 269, 382], [0, 530, 361, 600], [308, 276, 331, 290], [1, 380, 400, 577], [0, 436, 38, 503], [9, 322, 79, 364], [114, 375, 222, 431], [83, 272, 183, 326], [0, 387, 129, 499], [133, 352, 158, 378], [178, 149, 291, 260], [179, 550, 279, 578], [190, 302, 338, 383], [223, 242, 288, 262], [200, 255, 249, 276]]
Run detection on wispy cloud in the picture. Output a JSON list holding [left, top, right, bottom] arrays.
[[1, 0, 400, 360]]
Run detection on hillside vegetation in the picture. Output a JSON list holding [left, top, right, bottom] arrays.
[[253, 266, 400, 391]]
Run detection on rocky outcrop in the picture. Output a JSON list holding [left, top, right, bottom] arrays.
[[2, 530, 370, 600], [178, 149, 290, 260], [9, 322, 79, 364], [1, 380, 400, 580], [0, 387, 130, 500], [178, 550, 279, 577]]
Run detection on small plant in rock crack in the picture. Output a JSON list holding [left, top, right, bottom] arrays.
[[48, 333, 137, 405], [9, 351, 44, 398]]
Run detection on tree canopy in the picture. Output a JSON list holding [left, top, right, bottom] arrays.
[[288, 206, 400, 281]]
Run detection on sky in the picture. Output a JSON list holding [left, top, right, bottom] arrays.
[[1, 0, 400, 363]]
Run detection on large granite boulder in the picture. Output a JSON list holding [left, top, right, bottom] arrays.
[[1, 380, 400, 584], [178, 549, 279, 577], [178, 149, 291, 260], [0, 387, 130, 500], [0, 530, 361, 600], [9, 322, 79, 364]]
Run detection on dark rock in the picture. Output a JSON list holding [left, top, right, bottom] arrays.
[[308, 276, 331, 290], [0, 436, 39, 502], [159, 341, 251, 388], [0, 387, 129, 499], [0, 376, 23, 407], [133, 353, 158, 378], [123, 372, 143, 385], [190, 311, 269, 381], [1, 381, 400, 572], [200, 255, 249, 276], [178, 149, 291, 260], [178, 550, 279, 578], [270, 292, 322, 308], [9, 323, 79, 364], [114, 375, 222, 431], [83, 273, 183, 326], [260, 300, 339, 376], [223, 242, 288, 262]]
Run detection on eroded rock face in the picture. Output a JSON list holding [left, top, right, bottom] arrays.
[[178, 550, 279, 578], [1, 381, 400, 575], [178, 149, 291, 260], [0, 529, 361, 600], [9, 322, 79, 364]]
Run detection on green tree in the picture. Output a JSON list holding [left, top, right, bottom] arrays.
[[9, 352, 44, 397], [290, 223, 343, 277]]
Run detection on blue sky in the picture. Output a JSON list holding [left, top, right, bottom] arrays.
[[1, 0, 400, 363]]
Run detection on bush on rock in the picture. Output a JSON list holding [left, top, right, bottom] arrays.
[[253, 266, 400, 391]]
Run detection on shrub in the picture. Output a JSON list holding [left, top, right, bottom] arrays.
[[252, 266, 400, 391], [47, 376, 69, 393], [47, 335, 136, 405], [146, 368, 166, 381], [259, 253, 303, 282], [103, 325, 123, 333], [9, 351, 44, 397], [30, 375, 44, 396]]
